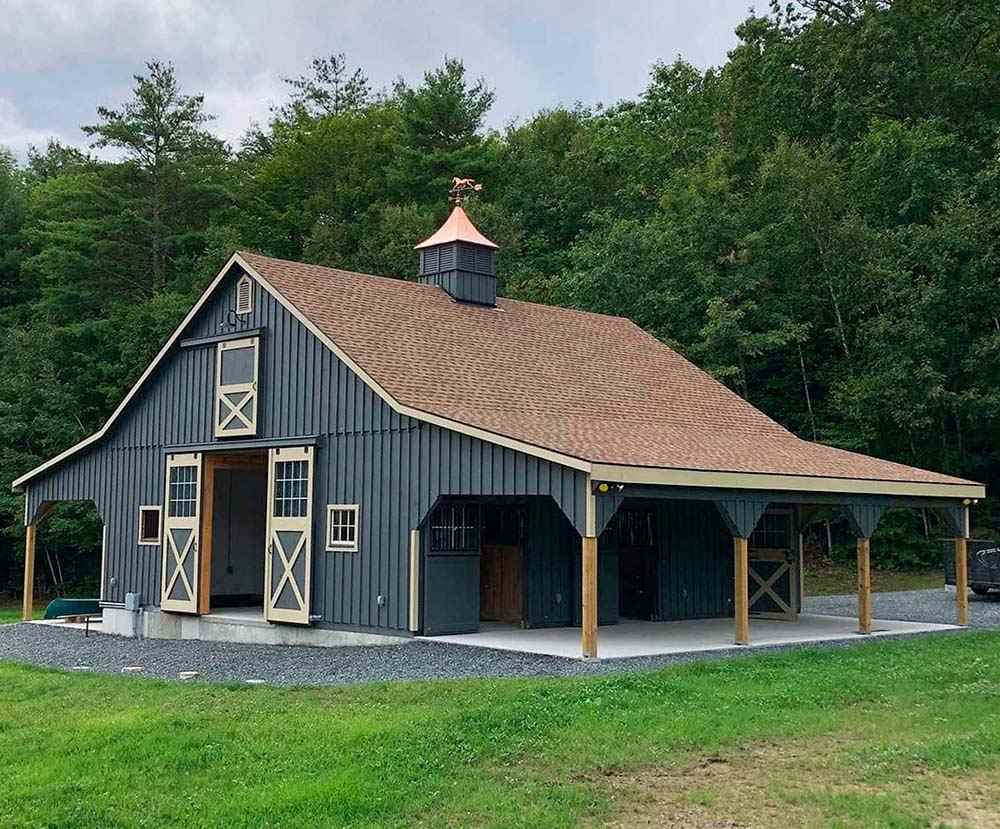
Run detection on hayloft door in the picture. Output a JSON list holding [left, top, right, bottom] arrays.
[[161, 452, 203, 613], [265, 446, 314, 624]]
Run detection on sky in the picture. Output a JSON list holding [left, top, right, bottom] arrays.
[[1, 0, 754, 161]]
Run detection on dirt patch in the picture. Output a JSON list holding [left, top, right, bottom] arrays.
[[590, 738, 1000, 829]]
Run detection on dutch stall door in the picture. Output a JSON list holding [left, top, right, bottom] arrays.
[[161, 453, 202, 613], [265, 446, 314, 624]]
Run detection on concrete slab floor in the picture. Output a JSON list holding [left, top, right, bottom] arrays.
[[428, 614, 960, 660]]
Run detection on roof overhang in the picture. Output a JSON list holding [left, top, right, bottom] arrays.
[[590, 463, 986, 501]]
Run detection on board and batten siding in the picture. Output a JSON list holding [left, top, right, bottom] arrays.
[[24, 265, 588, 632]]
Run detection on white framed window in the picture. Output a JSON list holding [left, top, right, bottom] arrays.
[[236, 274, 253, 316], [137, 505, 162, 545], [326, 504, 359, 552], [215, 337, 259, 437]]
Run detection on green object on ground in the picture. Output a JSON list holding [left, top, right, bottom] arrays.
[[41, 598, 100, 620]]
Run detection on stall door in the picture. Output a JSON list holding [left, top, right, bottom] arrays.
[[265, 446, 314, 624], [161, 453, 202, 613], [748, 510, 798, 620]]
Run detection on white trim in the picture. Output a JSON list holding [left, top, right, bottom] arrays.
[[325, 504, 360, 552], [100, 524, 108, 602], [136, 505, 162, 546], [590, 463, 986, 500]]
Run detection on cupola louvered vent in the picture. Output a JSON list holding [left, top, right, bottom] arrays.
[[235, 275, 253, 316], [414, 205, 498, 306]]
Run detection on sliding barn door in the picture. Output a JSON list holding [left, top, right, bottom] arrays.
[[265, 446, 314, 624], [161, 452, 202, 613]]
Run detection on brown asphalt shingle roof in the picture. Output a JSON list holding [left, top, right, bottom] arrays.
[[241, 251, 976, 487]]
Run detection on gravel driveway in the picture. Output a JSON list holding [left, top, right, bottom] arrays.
[[0, 587, 986, 687], [805, 587, 1000, 629]]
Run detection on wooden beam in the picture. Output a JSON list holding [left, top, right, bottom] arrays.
[[22, 523, 37, 622], [409, 529, 420, 632], [734, 537, 749, 645], [197, 454, 217, 615], [581, 535, 598, 658], [857, 537, 872, 634], [955, 536, 969, 626]]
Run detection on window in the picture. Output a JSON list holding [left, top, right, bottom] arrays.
[[429, 503, 480, 552], [215, 337, 259, 437], [751, 511, 791, 550], [235, 274, 253, 315], [326, 504, 359, 552], [167, 466, 198, 517], [273, 459, 309, 518], [137, 505, 162, 545]]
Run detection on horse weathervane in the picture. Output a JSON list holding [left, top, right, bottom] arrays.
[[449, 177, 483, 206]]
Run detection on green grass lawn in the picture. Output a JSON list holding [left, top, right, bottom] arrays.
[[804, 563, 943, 596], [3, 633, 1000, 828], [0, 601, 41, 624]]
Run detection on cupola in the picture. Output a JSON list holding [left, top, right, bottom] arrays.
[[415, 178, 498, 306]]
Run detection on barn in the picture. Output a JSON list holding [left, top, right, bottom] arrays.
[[13, 202, 985, 657]]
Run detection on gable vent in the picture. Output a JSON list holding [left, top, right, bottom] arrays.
[[235, 275, 253, 316]]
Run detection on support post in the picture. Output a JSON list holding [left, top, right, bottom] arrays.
[[955, 536, 969, 626], [22, 523, 37, 622], [857, 536, 872, 634], [734, 537, 749, 646], [581, 535, 598, 659]]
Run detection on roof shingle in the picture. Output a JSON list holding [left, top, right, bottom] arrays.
[[241, 251, 976, 487]]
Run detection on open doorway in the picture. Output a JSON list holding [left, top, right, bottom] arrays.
[[479, 503, 526, 626], [617, 506, 658, 620], [202, 452, 268, 616]]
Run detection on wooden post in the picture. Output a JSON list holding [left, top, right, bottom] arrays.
[[734, 537, 749, 645], [22, 523, 37, 622], [581, 535, 598, 658], [857, 537, 872, 634], [955, 536, 969, 626]]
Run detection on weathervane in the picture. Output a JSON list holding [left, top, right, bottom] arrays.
[[449, 176, 483, 206]]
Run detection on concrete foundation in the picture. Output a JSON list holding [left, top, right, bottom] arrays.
[[102, 606, 407, 648], [429, 614, 960, 659]]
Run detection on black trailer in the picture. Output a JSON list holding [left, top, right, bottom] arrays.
[[945, 540, 1000, 595]]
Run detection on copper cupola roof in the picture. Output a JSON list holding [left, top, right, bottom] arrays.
[[414, 206, 498, 250]]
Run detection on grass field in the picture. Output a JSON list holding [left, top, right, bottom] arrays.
[[803, 564, 942, 596], [3, 632, 1000, 828], [0, 601, 41, 625]]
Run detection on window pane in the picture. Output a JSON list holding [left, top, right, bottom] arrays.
[[220, 345, 255, 385]]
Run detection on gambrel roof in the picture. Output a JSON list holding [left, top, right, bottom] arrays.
[[14, 250, 984, 499]]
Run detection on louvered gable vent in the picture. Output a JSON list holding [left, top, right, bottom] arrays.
[[235, 274, 253, 315]]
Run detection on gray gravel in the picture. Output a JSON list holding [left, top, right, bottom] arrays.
[[805, 587, 1000, 628], [0, 588, 985, 687]]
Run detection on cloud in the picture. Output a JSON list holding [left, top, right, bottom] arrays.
[[1, 0, 752, 160]]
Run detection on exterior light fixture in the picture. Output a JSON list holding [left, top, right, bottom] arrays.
[[597, 482, 609, 493]]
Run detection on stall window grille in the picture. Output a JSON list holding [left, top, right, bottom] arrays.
[[167, 466, 198, 517], [137, 506, 162, 545], [326, 505, 359, 551], [751, 512, 791, 549], [614, 508, 656, 547], [430, 503, 480, 552], [274, 460, 309, 517]]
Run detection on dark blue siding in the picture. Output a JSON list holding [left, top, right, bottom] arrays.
[[25, 267, 588, 632]]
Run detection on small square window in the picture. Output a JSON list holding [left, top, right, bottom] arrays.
[[138, 505, 162, 545], [326, 504, 359, 552]]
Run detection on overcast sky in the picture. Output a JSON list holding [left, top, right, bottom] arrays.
[[1, 0, 754, 161]]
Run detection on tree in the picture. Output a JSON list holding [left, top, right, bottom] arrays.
[[82, 60, 228, 290], [279, 53, 372, 120]]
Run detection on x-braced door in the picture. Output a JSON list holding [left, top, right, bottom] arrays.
[[161, 453, 202, 613], [215, 337, 259, 437], [265, 446, 314, 624], [748, 510, 798, 620]]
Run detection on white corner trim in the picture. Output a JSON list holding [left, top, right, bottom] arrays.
[[590, 463, 986, 500]]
